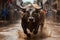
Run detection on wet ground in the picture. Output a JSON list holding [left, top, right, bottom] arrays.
[[0, 19, 60, 40]]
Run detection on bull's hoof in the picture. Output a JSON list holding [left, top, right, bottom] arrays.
[[30, 29, 33, 32], [27, 34, 31, 37], [33, 31, 38, 34]]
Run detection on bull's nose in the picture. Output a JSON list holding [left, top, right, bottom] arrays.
[[28, 17, 35, 22], [29, 19, 33, 21], [29, 17, 34, 21], [29, 19, 35, 22], [28, 19, 35, 22]]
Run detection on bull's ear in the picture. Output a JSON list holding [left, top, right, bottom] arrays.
[[19, 10, 25, 18]]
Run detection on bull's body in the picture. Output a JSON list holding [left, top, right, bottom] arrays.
[[22, 11, 40, 32], [21, 4, 45, 37]]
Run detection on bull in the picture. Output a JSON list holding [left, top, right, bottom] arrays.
[[20, 4, 45, 37]]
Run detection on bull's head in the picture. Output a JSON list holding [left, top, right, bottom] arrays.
[[27, 7, 35, 22], [26, 6, 41, 22], [20, 4, 41, 22]]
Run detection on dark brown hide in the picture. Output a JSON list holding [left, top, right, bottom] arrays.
[[21, 8, 45, 37]]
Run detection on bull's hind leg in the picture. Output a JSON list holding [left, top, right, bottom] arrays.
[[40, 23, 44, 32], [22, 25, 31, 37], [40, 11, 45, 32]]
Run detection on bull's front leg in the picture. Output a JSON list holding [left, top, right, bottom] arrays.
[[22, 25, 31, 37], [33, 25, 39, 34]]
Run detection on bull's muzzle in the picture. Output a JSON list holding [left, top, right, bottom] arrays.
[[28, 17, 35, 22]]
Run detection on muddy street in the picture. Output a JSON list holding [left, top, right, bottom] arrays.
[[0, 0, 59, 40], [0, 19, 60, 40]]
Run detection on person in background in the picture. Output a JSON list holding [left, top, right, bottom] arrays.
[[1, 6, 8, 20], [7, 0, 13, 9], [2, 0, 8, 8]]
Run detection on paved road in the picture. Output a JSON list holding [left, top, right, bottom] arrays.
[[0, 20, 60, 40]]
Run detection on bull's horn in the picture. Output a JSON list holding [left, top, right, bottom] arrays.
[[20, 5, 26, 9]]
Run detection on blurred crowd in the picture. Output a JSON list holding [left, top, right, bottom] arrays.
[[0, 0, 20, 22], [0, 0, 59, 23]]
